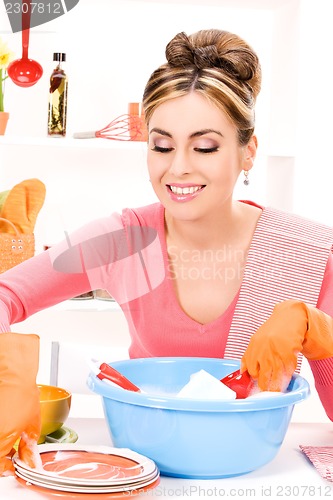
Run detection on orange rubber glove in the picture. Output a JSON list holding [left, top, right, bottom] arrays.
[[241, 300, 333, 392], [0, 333, 42, 476]]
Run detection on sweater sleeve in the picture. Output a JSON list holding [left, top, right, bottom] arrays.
[[0, 214, 124, 331], [309, 253, 333, 421]]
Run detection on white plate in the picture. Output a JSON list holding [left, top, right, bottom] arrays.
[[13, 444, 158, 488], [15, 468, 160, 494], [15, 464, 159, 489]]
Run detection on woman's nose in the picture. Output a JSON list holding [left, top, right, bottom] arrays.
[[168, 150, 192, 176]]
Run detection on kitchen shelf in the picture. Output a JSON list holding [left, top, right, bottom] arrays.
[[0, 136, 148, 150]]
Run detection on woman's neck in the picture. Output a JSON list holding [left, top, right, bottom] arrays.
[[165, 200, 250, 250]]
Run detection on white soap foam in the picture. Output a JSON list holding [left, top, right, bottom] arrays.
[[176, 369, 236, 400], [115, 372, 285, 401], [140, 385, 179, 397], [247, 390, 283, 399]]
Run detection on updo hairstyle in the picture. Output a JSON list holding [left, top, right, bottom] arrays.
[[142, 29, 261, 145]]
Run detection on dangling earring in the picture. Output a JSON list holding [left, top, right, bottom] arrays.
[[243, 170, 250, 186]]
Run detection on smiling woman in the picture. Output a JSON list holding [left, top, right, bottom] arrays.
[[0, 27, 333, 475], [144, 30, 261, 324]]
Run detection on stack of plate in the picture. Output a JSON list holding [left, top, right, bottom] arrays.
[[13, 443, 160, 497]]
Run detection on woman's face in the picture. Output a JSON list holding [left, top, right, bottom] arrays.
[[147, 92, 256, 222]]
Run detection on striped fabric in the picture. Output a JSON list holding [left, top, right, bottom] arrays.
[[299, 446, 333, 481], [224, 207, 333, 366]]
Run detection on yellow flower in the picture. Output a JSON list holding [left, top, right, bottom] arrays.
[[0, 37, 14, 70], [0, 36, 15, 112]]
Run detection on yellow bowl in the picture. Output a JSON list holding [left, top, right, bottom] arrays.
[[38, 384, 72, 444]]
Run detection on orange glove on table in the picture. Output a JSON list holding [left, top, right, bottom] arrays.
[[241, 300, 333, 392], [0, 333, 42, 476]]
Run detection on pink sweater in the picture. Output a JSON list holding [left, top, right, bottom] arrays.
[[1, 202, 333, 418]]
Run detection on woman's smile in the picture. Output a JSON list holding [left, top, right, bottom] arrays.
[[167, 183, 206, 202]]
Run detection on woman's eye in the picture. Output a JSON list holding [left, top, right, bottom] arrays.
[[151, 145, 173, 153], [194, 147, 219, 154]]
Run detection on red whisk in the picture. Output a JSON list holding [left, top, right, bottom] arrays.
[[73, 114, 147, 141]]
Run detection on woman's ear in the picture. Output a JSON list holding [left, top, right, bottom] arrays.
[[243, 135, 258, 171]]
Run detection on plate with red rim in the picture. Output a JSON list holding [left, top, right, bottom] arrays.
[[15, 469, 160, 494], [14, 466, 159, 493], [15, 475, 161, 499], [13, 444, 159, 490]]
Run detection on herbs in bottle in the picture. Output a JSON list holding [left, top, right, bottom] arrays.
[[47, 53, 68, 137]]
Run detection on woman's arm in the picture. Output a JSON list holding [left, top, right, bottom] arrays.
[[0, 250, 92, 331], [0, 213, 125, 330]]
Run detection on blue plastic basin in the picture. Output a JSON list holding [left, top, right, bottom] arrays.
[[87, 357, 310, 479]]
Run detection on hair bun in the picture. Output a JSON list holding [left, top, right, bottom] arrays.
[[165, 31, 194, 68], [193, 45, 220, 70], [221, 48, 258, 79], [165, 33, 222, 69], [165, 30, 261, 99]]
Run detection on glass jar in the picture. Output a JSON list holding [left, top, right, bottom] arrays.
[[47, 53, 68, 137]]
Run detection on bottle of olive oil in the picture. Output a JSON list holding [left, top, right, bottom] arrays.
[[47, 53, 68, 137]]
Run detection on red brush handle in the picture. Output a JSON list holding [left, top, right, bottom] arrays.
[[97, 363, 141, 392]]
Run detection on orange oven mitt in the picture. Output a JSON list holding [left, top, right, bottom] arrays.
[[0, 333, 42, 476], [0, 178, 46, 234], [241, 300, 333, 391]]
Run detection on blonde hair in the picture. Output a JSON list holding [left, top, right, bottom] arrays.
[[143, 29, 261, 145]]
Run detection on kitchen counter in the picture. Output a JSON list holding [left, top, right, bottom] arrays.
[[1, 418, 333, 499]]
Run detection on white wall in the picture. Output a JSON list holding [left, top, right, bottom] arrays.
[[293, 0, 333, 225]]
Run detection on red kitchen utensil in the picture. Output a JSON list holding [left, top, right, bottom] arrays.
[[73, 114, 145, 141], [7, 0, 43, 87], [92, 361, 141, 393], [220, 369, 255, 399]]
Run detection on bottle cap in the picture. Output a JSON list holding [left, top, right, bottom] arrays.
[[53, 53, 66, 62]]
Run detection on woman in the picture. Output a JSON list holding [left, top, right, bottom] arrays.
[[1, 29, 333, 473]]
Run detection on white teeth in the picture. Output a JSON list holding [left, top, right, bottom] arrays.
[[169, 185, 202, 195]]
